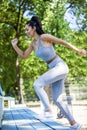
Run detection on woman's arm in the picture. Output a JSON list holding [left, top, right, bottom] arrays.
[[11, 38, 34, 59], [41, 34, 86, 55]]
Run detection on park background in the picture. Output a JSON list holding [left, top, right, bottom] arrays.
[[0, 0, 87, 129]]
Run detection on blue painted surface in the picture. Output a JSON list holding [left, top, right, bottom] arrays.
[[2, 107, 73, 130], [24, 109, 73, 130]]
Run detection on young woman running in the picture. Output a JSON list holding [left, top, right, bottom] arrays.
[[11, 16, 86, 130]]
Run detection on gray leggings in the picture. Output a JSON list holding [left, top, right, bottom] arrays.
[[34, 58, 74, 122]]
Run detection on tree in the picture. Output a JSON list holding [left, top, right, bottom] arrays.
[[66, 0, 87, 31], [0, 0, 52, 102], [0, 0, 86, 102], [0, 0, 35, 103]]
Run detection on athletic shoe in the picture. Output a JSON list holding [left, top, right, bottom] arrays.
[[57, 111, 65, 119], [70, 123, 82, 130], [34, 112, 55, 120], [44, 112, 54, 118]]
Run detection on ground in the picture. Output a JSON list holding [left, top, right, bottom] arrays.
[[26, 100, 87, 130]]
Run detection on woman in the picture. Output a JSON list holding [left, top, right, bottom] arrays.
[[11, 16, 86, 130]]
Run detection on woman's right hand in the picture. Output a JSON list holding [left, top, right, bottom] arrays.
[[11, 38, 18, 47]]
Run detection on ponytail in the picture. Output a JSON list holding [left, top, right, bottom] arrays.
[[26, 16, 45, 35]]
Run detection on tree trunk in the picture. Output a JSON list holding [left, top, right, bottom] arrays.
[[16, 56, 23, 104], [65, 78, 72, 105]]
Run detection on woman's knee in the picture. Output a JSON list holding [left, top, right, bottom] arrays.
[[33, 78, 44, 89]]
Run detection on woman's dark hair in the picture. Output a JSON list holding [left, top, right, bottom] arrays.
[[26, 16, 45, 35]]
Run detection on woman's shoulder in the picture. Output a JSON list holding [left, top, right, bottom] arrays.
[[40, 34, 53, 42], [41, 33, 52, 38]]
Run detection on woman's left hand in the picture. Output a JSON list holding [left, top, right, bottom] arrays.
[[77, 49, 87, 55]]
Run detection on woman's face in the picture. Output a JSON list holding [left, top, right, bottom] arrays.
[[25, 24, 36, 37]]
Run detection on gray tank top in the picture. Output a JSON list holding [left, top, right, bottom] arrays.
[[33, 37, 57, 62]]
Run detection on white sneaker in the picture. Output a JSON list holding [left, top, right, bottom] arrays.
[[34, 112, 55, 120], [44, 112, 54, 119], [70, 123, 82, 130]]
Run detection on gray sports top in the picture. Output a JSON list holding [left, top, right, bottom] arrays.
[[33, 37, 56, 62]]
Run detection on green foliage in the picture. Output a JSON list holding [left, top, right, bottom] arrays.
[[0, 0, 87, 101]]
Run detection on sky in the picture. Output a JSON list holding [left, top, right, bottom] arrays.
[[64, 9, 78, 30]]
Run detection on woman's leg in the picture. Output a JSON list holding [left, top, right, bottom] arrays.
[[33, 62, 68, 111], [52, 79, 75, 123], [33, 61, 81, 128]]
